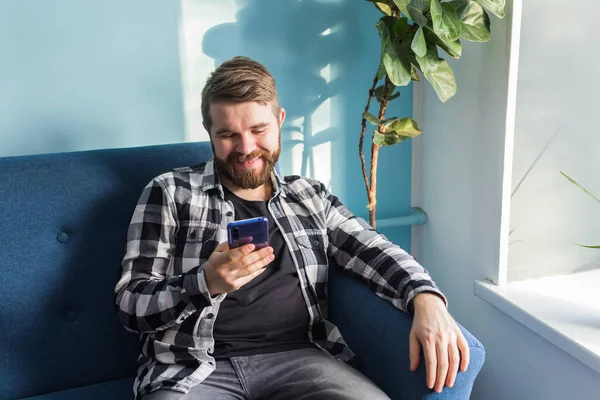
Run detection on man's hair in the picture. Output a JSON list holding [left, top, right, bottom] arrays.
[[201, 56, 280, 131]]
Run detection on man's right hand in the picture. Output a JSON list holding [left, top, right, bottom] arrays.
[[203, 241, 274, 296]]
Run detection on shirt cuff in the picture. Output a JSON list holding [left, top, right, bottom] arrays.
[[405, 287, 448, 314], [183, 264, 226, 310]]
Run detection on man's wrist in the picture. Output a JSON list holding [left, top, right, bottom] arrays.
[[411, 291, 446, 313]]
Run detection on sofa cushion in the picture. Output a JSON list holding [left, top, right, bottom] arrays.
[[0, 142, 213, 399], [21, 378, 134, 400]]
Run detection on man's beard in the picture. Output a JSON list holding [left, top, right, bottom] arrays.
[[214, 145, 280, 190]]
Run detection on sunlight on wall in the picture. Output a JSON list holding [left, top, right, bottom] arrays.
[[177, 1, 349, 192], [307, 63, 334, 188], [178, 0, 238, 142]]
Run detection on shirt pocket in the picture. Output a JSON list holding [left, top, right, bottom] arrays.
[[177, 221, 219, 243], [296, 231, 328, 251], [176, 221, 221, 272], [295, 230, 329, 292]]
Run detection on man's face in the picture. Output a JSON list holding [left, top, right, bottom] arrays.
[[207, 101, 285, 190]]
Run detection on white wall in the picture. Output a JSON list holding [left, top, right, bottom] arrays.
[[508, 0, 600, 282], [412, 0, 600, 398]]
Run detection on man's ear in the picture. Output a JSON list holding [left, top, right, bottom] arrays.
[[279, 108, 286, 127]]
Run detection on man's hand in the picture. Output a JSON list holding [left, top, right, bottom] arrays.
[[203, 242, 274, 296], [409, 293, 470, 393]]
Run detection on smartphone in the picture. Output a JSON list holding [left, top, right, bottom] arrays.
[[227, 217, 269, 249]]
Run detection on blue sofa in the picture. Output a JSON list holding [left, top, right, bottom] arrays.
[[0, 142, 485, 400]]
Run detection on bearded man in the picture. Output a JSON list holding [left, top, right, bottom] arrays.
[[115, 56, 470, 400]]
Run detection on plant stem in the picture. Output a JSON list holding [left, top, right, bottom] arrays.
[[367, 76, 392, 228], [360, 75, 379, 211]]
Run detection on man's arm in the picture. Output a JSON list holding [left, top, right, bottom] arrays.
[[320, 183, 445, 312], [320, 184, 469, 393], [114, 178, 214, 334]]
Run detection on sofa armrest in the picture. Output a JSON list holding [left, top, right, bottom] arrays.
[[328, 265, 485, 400]]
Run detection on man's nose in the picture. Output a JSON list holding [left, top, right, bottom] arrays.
[[236, 135, 256, 155]]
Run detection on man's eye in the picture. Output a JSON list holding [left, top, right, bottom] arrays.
[[253, 129, 265, 134]]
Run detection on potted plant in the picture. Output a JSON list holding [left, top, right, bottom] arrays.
[[359, 0, 505, 227]]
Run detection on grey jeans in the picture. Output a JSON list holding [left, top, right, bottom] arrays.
[[142, 347, 390, 400]]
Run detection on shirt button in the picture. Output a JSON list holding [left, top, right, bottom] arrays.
[[226, 211, 233, 217], [206, 313, 215, 319]]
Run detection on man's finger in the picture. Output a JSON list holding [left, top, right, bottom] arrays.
[[236, 266, 267, 288], [213, 241, 230, 252], [227, 243, 256, 261], [457, 331, 470, 372], [233, 246, 273, 271], [434, 342, 449, 393], [423, 339, 437, 390], [446, 342, 460, 388], [236, 250, 275, 278], [409, 331, 421, 371]]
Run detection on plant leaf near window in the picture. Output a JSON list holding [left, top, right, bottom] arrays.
[[561, 171, 600, 248]]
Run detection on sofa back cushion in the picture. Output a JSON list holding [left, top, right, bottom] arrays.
[[0, 142, 213, 399]]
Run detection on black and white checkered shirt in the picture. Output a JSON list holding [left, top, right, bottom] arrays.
[[115, 158, 445, 398]]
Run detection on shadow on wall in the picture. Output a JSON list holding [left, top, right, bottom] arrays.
[[198, 0, 416, 246], [0, 1, 185, 157], [201, 0, 352, 189]]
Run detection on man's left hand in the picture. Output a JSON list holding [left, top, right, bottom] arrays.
[[409, 293, 470, 393]]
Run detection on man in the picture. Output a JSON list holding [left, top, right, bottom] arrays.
[[115, 56, 470, 400]]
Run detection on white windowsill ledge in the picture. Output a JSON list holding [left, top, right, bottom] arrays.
[[474, 269, 600, 375]]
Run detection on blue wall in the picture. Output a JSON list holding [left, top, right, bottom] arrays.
[[0, 1, 185, 156], [0, 0, 414, 247]]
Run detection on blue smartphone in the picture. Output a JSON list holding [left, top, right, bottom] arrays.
[[227, 217, 269, 249]]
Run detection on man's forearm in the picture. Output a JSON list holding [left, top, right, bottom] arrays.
[[115, 264, 213, 333]]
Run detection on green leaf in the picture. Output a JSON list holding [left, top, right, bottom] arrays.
[[416, 46, 457, 102], [451, 0, 490, 42], [425, 28, 462, 58], [375, 83, 398, 99], [389, 91, 401, 100], [439, 37, 462, 58], [383, 42, 412, 86], [576, 244, 600, 249], [362, 112, 381, 126], [430, 0, 442, 17], [425, 59, 457, 102], [415, 44, 439, 73], [411, 64, 421, 81], [431, 0, 461, 42], [376, 16, 396, 80], [373, 1, 393, 16], [373, 130, 403, 146], [383, 118, 422, 138], [374, 85, 386, 100], [475, 0, 505, 19], [376, 16, 395, 43], [561, 171, 600, 205], [394, 18, 409, 38], [376, 57, 387, 79], [393, 0, 428, 26], [411, 27, 427, 57]]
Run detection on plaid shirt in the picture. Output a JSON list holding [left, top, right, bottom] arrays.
[[115, 158, 445, 398]]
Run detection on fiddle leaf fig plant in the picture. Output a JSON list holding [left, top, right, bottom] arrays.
[[360, 0, 505, 227]]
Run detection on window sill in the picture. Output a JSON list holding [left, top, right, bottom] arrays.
[[474, 269, 600, 374]]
